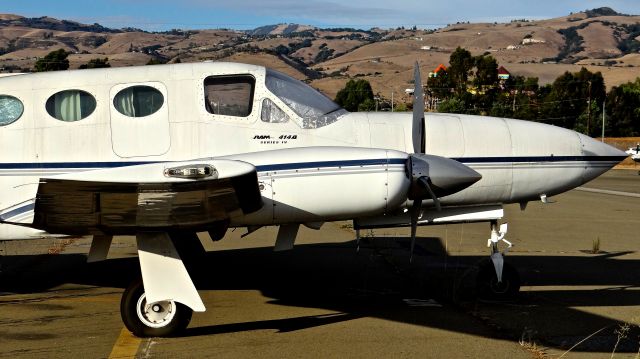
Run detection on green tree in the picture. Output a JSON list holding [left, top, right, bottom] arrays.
[[437, 96, 468, 114], [427, 69, 452, 99], [394, 103, 409, 111], [358, 98, 376, 111], [34, 49, 69, 72], [489, 94, 513, 118], [448, 47, 474, 95], [473, 54, 498, 90], [540, 68, 605, 135], [490, 76, 540, 120], [146, 58, 166, 65], [606, 78, 640, 136], [334, 79, 374, 112], [79, 57, 110, 69]]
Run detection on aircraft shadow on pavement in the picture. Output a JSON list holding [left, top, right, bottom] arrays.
[[1, 236, 639, 353]]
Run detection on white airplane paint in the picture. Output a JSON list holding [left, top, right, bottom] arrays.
[[0, 61, 626, 337], [625, 144, 640, 162]]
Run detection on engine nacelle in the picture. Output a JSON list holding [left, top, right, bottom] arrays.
[[227, 147, 412, 225]]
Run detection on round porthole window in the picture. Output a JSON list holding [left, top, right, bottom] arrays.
[[0, 95, 24, 126], [113, 86, 164, 117], [45, 90, 96, 122]]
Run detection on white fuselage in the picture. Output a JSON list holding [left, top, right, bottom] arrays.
[[0, 62, 625, 239]]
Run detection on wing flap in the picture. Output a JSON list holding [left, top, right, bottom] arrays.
[[32, 160, 262, 235]]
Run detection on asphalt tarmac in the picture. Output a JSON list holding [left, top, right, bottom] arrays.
[[1, 169, 639, 358]]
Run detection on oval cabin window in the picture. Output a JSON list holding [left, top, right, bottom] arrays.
[[0, 95, 24, 126], [113, 86, 164, 117], [45, 90, 96, 122]]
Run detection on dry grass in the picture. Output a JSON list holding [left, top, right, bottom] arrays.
[[519, 327, 548, 358], [47, 238, 75, 255], [1, 11, 639, 99], [592, 237, 601, 254], [218, 52, 308, 80], [577, 22, 621, 59]]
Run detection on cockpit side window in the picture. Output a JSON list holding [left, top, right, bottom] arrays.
[[204, 75, 255, 117], [265, 69, 347, 129], [261, 98, 290, 123]]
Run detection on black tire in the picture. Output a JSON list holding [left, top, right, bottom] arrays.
[[120, 279, 193, 337], [476, 260, 520, 301]]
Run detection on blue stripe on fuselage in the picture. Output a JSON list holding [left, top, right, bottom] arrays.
[[452, 155, 625, 163], [255, 158, 405, 172], [0, 161, 154, 169], [0, 156, 624, 221], [0, 203, 34, 221], [0, 155, 624, 172]]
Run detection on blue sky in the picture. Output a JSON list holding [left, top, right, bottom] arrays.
[[3, 0, 640, 31]]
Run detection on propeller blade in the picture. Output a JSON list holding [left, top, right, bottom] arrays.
[[409, 199, 421, 263], [417, 176, 442, 211], [405, 154, 481, 262], [412, 62, 425, 154]]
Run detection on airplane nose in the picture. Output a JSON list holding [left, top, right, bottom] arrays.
[[577, 133, 627, 158], [577, 133, 628, 184]]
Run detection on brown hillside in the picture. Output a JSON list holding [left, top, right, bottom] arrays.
[[1, 10, 639, 103], [578, 22, 621, 59]]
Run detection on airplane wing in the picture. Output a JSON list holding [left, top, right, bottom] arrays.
[[30, 160, 262, 235]]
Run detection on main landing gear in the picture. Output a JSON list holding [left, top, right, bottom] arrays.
[[121, 279, 193, 337], [476, 221, 520, 300], [119, 232, 206, 337]]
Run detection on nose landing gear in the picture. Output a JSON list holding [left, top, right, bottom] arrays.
[[477, 221, 520, 300]]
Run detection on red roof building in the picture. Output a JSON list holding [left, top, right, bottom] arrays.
[[498, 66, 510, 80], [429, 64, 447, 78]]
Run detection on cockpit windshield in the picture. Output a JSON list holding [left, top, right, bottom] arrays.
[[265, 69, 348, 129]]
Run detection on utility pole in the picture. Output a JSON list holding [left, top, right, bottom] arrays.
[[587, 80, 591, 135], [601, 100, 605, 142], [391, 91, 394, 112]]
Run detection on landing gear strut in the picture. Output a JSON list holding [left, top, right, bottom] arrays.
[[477, 221, 520, 300], [119, 232, 205, 337]]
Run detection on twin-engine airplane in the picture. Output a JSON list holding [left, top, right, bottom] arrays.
[[626, 144, 640, 162], [0, 62, 626, 337]]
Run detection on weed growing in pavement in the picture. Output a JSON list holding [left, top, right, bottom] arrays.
[[592, 237, 601, 254], [518, 327, 546, 358], [612, 323, 631, 358]]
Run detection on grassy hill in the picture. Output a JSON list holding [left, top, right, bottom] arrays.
[[1, 8, 639, 103]]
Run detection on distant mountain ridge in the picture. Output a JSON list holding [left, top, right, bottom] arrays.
[[0, 14, 123, 33], [1, 8, 639, 100], [584, 7, 626, 18], [246, 24, 317, 37]]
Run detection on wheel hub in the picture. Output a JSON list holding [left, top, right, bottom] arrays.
[[489, 278, 510, 294], [136, 293, 177, 328]]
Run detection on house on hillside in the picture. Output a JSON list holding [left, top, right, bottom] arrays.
[[522, 38, 546, 45], [429, 64, 447, 78], [498, 66, 510, 81]]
